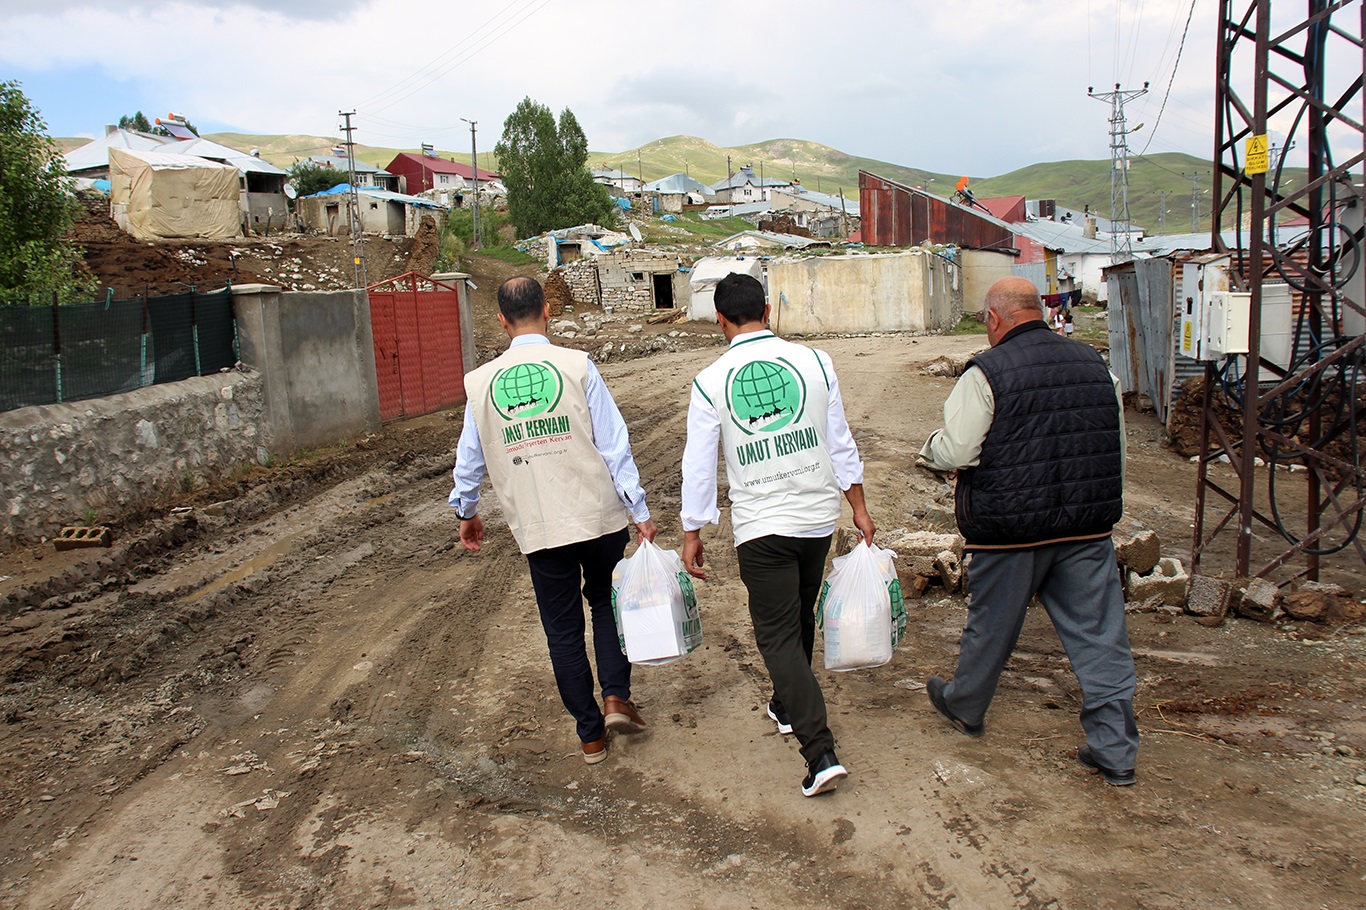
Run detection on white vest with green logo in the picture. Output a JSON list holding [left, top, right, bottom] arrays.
[[694, 333, 840, 545], [465, 343, 627, 554]]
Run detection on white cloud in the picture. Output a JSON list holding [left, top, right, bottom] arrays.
[[15, 0, 1345, 176]]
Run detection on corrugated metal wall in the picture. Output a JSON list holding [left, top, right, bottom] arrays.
[[859, 171, 1014, 250], [1106, 259, 1177, 425]]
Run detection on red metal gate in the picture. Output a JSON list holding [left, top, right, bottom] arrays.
[[367, 272, 466, 421]]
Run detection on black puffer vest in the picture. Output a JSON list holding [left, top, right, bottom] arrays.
[[955, 320, 1123, 547]]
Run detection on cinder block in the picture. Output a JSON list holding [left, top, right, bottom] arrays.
[[1114, 529, 1162, 575], [1235, 577, 1284, 623], [1185, 575, 1233, 619], [54, 526, 112, 550]]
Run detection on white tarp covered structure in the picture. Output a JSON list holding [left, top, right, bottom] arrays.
[[687, 256, 764, 321], [108, 147, 241, 240]]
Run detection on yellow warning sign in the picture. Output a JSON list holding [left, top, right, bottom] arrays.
[[1245, 135, 1270, 175]]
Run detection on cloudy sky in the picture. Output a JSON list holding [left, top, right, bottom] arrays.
[[0, 0, 1322, 176]]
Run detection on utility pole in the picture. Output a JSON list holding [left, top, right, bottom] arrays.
[[1156, 191, 1169, 234], [1089, 82, 1148, 263], [1182, 171, 1202, 232], [726, 155, 733, 202], [461, 118, 480, 249], [339, 110, 366, 288]]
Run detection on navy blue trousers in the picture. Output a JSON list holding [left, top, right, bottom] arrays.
[[525, 527, 632, 744]]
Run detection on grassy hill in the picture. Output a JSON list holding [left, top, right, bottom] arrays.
[[63, 129, 1274, 236]]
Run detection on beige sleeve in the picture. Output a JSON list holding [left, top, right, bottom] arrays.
[[917, 367, 995, 471]]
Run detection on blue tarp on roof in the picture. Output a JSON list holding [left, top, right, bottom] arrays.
[[304, 184, 446, 209]]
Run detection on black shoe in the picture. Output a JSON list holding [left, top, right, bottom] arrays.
[[1077, 745, 1136, 786], [801, 751, 847, 797], [766, 698, 794, 735], [926, 676, 984, 737]]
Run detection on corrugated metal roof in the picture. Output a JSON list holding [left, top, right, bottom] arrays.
[[770, 186, 860, 217], [64, 129, 170, 173], [707, 166, 792, 193], [643, 172, 709, 194], [1012, 220, 1112, 254], [712, 230, 823, 249], [304, 184, 447, 209], [305, 154, 392, 176], [160, 137, 288, 176], [387, 153, 499, 180]]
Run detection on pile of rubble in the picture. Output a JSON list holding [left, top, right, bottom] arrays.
[[831, 524, 1362, 630], [1115, 528, 1363, 627]]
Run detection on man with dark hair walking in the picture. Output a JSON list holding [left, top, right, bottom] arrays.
[[681, 272, 876, 797], [918, 276, 1138, 786], [450, 276, 657, 764]]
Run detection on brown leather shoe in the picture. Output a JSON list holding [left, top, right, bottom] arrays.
[[582, 734, 608, 764], [604, 695, 647, 734]]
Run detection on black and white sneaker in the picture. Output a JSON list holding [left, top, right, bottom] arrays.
[[801, 751, 847, 797], [766, 698, 794, 735]]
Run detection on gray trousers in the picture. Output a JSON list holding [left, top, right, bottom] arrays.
[[941, 537, 1139, 770]]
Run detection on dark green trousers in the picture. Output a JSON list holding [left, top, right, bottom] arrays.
[[736, 534, 835, 762]]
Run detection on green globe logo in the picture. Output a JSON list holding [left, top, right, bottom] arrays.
[[729, 360, 803, 433], [492, 362, 561, 419]]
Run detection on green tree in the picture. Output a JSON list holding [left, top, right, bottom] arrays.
[[0, 81, 85, 302], [287, 160, 350, 197], [118, 111, 154, 132], [119, 111, 200, 137], [494, 97, 615, 238]]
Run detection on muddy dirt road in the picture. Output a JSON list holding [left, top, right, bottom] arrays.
[[2, 335, 1364, 909]]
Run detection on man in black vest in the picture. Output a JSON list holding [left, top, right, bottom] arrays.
[[917, 277, 1139, 786]]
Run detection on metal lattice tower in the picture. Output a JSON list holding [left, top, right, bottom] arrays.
[[1089, 83, 1149, 262], [1195, 0, 1366, 579]]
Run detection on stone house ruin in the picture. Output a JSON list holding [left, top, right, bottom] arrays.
[[555, 250, 688, 314]]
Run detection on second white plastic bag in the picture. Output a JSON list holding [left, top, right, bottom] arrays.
[[610, 539, 703, 666], [817, 541, 906, 671]]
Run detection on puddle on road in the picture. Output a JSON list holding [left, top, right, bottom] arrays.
[[178, 533, 304, 603]]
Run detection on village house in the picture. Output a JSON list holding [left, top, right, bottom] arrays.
[[65, 125, 290, 234], [304, 148, 398, 191], [296, 184, 448, 238], [385, 151, 500, 199], [707, 165, 791, 204], [641, 173, 709, 213], [591, 169, 645, 194]]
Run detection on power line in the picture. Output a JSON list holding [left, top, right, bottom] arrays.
[[1136, 0, 1199, 156], [358, 0, 545, 109], [363, 0, 557, 114]]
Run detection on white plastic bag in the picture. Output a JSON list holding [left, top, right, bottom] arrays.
[[817, 541, 906, 671], [610, 539, 703, 666]]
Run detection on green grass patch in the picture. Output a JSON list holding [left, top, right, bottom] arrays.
[[661, 212, 755, 240], [946, 314, 987, 335], [475, 245, 538, 266]]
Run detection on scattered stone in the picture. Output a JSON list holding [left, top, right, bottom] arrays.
[[1235, 577, 1284, 623], [1185, 575, 1233, 619], [933, 549, 963, 593], [1127, 557, 1188, 607], [627, 324, 644, 334], [1282, 589, 1334, 623], [1114, 529, 1161, 575]]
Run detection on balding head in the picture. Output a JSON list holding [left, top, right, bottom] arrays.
[[982, 277, 1044, 346]]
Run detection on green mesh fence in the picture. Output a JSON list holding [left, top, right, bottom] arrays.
[[0, 289, 237, 412]]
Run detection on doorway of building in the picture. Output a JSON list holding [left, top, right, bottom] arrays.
[[653, 273, 674, 309]]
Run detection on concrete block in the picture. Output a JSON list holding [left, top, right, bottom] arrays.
[[1127, 557, 1188, 607], [54, 525, 112, 550], [1185, 575, 1233, 619], [1235, 577, 1284, 623], [1114, 529, 1161, 575]]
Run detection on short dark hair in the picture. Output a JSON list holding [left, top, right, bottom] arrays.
[[497, 277, 545, 324], [713, 272, 766, 324]]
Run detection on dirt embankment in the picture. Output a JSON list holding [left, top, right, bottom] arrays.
[[1, 331, 1364, 910]]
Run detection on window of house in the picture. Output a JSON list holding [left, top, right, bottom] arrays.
[[440, 175, 449, 184]]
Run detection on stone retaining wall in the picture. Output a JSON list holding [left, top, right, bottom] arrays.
[[1, 371, 268, 545]]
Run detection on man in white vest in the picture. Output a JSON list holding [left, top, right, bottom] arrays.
[[681, 272, 876, 796], [450, 277, 657, 764]]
